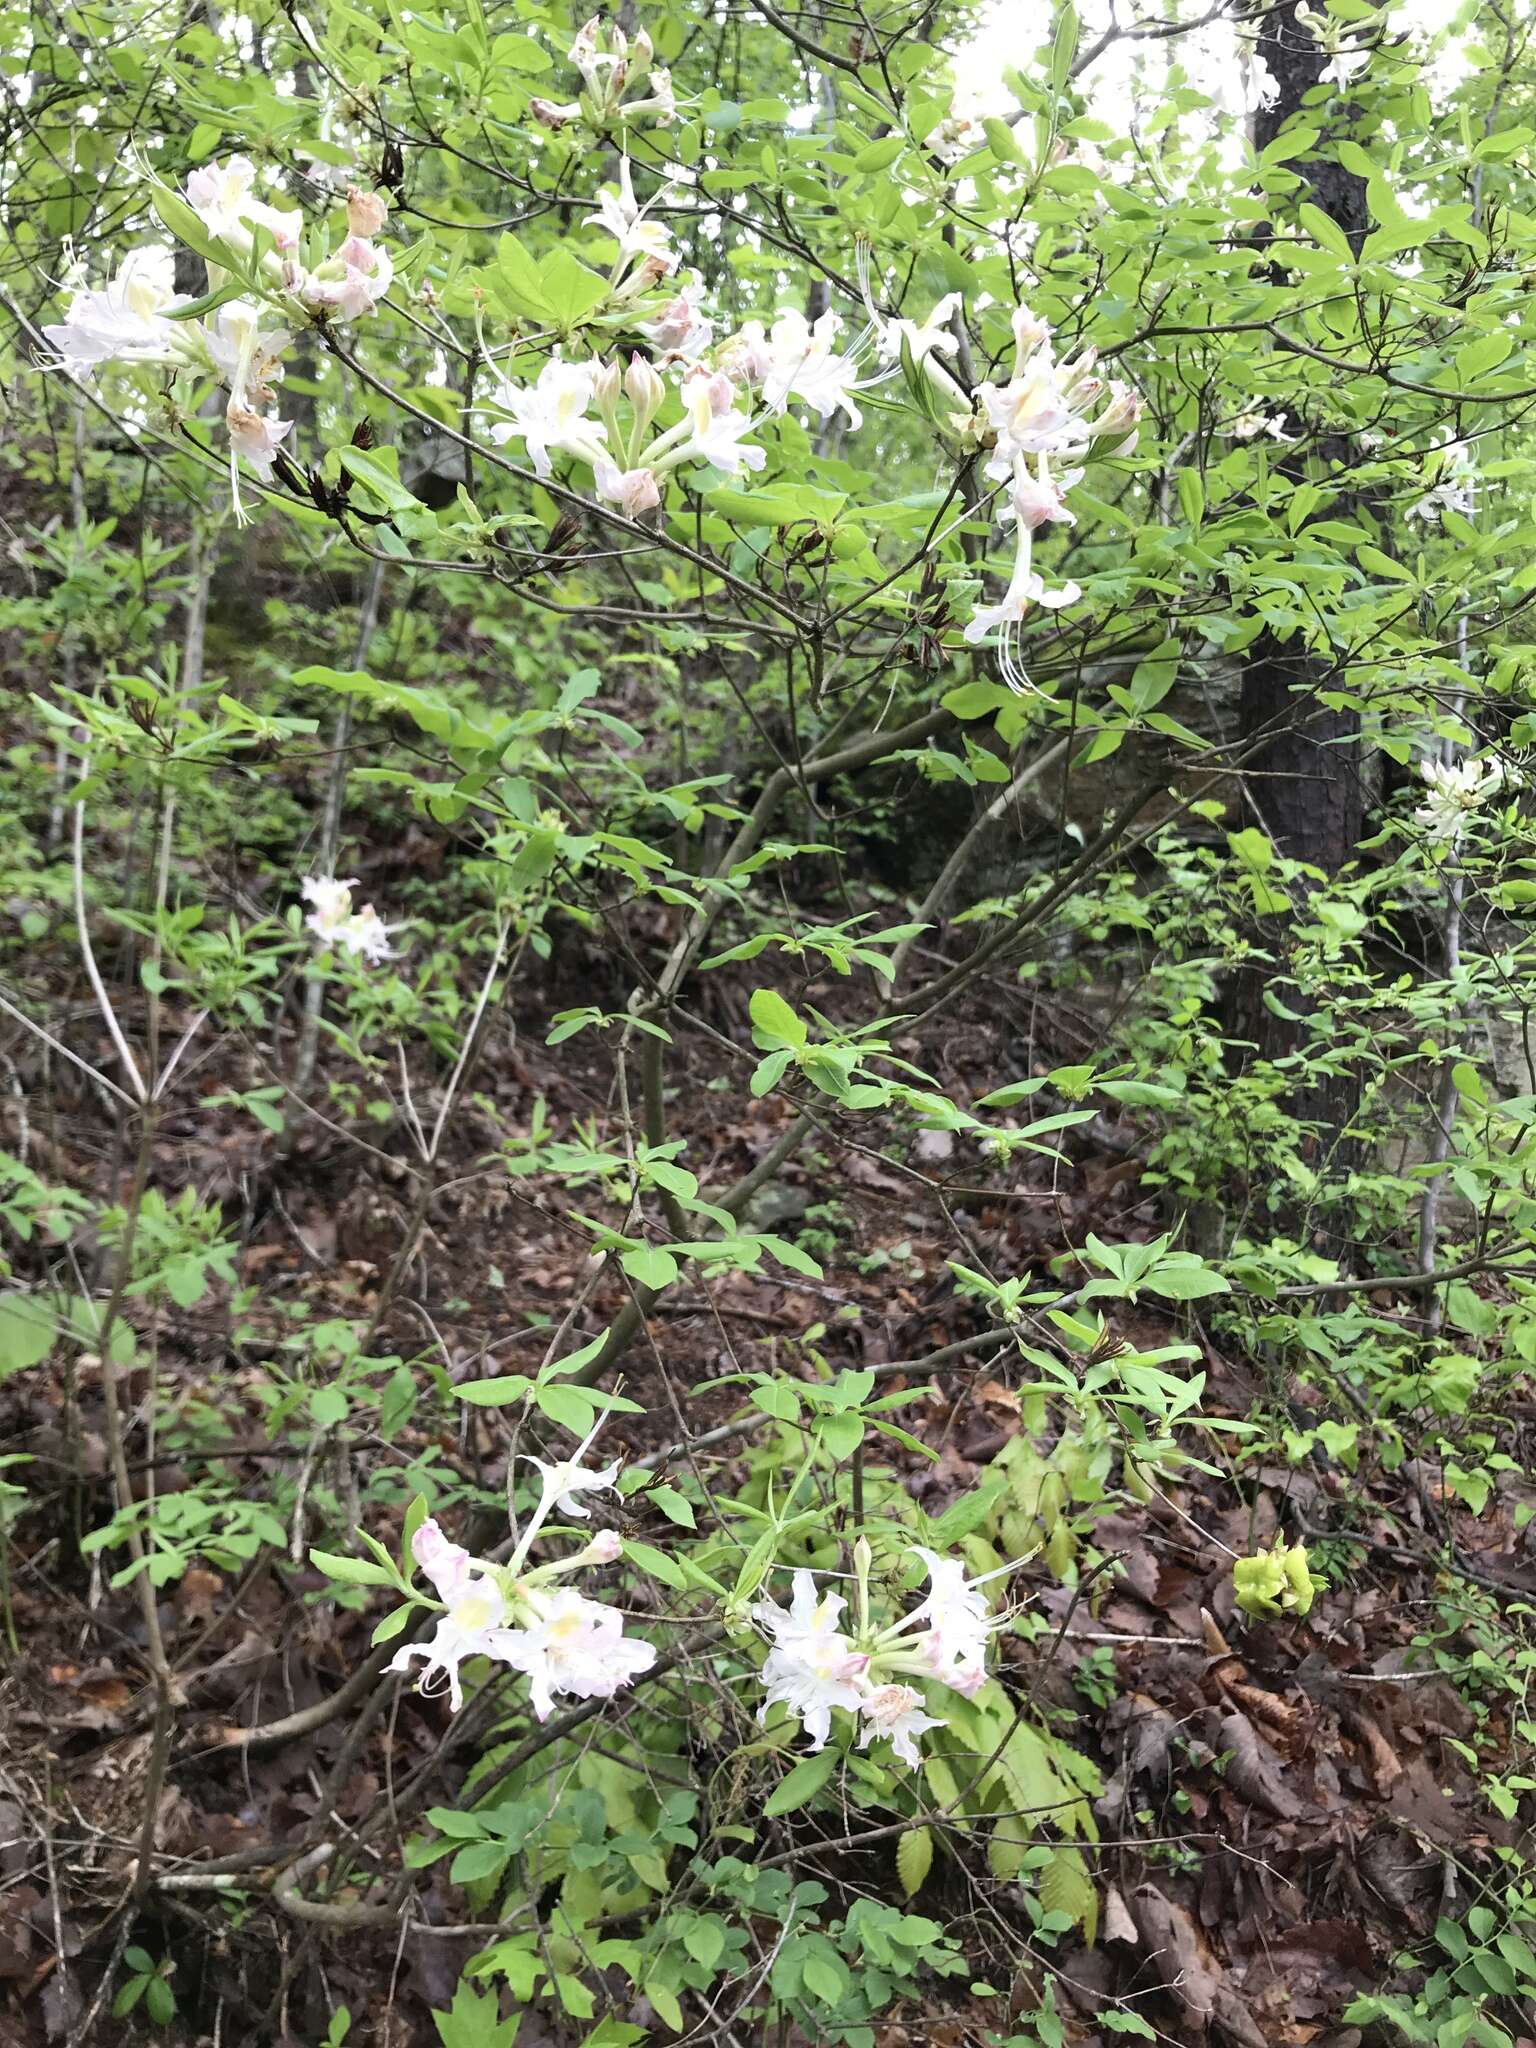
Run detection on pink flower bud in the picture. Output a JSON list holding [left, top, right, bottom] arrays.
[[346, 187, 389, 238], [587, 1529, 622, 1564]]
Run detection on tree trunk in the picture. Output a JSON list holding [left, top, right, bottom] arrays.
[[1228, 4, 1370, 1196]]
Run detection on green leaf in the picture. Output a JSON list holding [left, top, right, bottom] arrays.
[[1038, 1844, 1098, 1942], [535, 1383, 596, 1434], [310, 1385, 349, 1427], [371, 1604, 416, 1645], [749, 987, 806, 1049], [456, 1374, 533, 1406], [310, 1549, 395, 1587], [647, 1484, 697, 1529], [433, 1977, 522, 2047], [853, 135, 904, 172], [897, 1825, 934, 1897], [620, 1245, 678, 1291], [0, 1295, 56, 1374], [764, 1747, 838, 1816], [623, 1537, 689, 1588]]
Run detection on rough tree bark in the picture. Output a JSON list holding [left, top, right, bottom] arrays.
[[1227, 4, 1371, 1200]]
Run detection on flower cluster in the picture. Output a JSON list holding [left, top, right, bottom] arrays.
[[530, 14, 677, 133], [390, 1432, 653, 1717], [1408, 437, 1476, 526], [1413, 755, 1506, 849], [42, 158, 394, 521], [751, 1542, 1005, 1769], [1228, 409, 1293, 444], [482, 172, 889, 503], [301, 875, 398, 964], [1295, 2, 1377, 89], [962, 305, 1142, 691]]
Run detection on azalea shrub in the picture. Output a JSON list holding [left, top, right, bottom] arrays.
[[7, 0, 1536, 2043]]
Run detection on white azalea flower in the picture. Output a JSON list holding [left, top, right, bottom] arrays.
[[1229, 409, 1294, 444], [301, 877, 398, 963], [185, 154, 301, 258], [1408, 439, 1476, 525], [678, 371, 765, 475], [762, 309, 871, 429], [40, 248, 196, 374], [964, 462, 1082, 693], [332, 902, 397, 964], [494, 1586, 656, 1721], [584, 158, 677, 270], [526, 1449, 622, 1518], [902, 1546, 999, 1684], [485, 358, 608, 477], [302, 875, 357, 940], [979, 366, 1093, 475], [388, 1519, 514, 1713], [1414, 756, 1505, 847], [753, 1569, 871, 1749], [874, 292, 963, 367], [857, 1683, 946, 1768]]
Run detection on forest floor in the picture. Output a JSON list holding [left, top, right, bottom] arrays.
[[2, 937, 1534, 2048]]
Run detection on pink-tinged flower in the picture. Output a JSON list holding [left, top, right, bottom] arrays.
[[624, 352, 666, 417], [903, 1547, 998, 1677], [762, 308, 869, 428], [1003, 462, 1079, 533], [389, 1519, 512, 1713], [226, 401, 292, 479], [525, 1450, 622, 1519], [857, 1684, 946, 1767], [638, 275, 714, 359], [484, 358, 608, 477], [492, 1588, 656, 1721], [185, 155, 301, 257], [1012, 303, 1053, 364], [679, 373, 765, 475], [301, 875, 357, 940], [979, 367, 1091, 476], [530, 97, 583, 131], [754, 1570, 871, 1749], [40, 249, 195, 374], [296, 236, 394, 323], [594, 461, 661, 517], [715, 319, 776, 390], [346, 187, 389, 238], [1092, 379, 1143, 452], [584, 1528, 623, 1565]]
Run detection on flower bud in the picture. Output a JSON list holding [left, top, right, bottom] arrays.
[[346, 187, 389, 238], [586, 1528, 622, 1565], [530, 96, 581, 131], [625, 350, 664, 420], [592, 356, 622, 407]]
